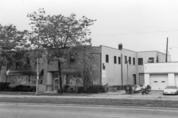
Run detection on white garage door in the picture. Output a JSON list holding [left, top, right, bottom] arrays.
[[150, 74, 168, 90]]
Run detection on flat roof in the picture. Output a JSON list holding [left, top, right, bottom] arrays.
[[137, 50, 166, 55], [99, 45, 165, 54]]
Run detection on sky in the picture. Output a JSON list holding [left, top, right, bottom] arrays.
[[1, 0, 178, 60]]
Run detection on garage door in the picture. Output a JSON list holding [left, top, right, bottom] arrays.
[[150, 74, 168, 90]]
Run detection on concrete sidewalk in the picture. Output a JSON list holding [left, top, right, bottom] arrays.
[[1, 91, 178, 108], [0, 90, 178, 101]]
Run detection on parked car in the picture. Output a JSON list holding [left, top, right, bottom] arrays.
[[163, 86, 178, 95]]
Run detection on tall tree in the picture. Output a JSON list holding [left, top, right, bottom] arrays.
[[27, 8, 95, 49], [27, 8, 95, 93], [0, 24, 29, 82]]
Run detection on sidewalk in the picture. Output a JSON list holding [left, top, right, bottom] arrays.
[[0, 90, 178, 101], [1, 91, 178, 108]]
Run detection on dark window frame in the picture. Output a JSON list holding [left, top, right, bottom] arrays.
[[148, 57, 154, 63], [114, 56, 117, 64], [138, 58, 143, 65], [125, 56, 127, 64], [133, 57, 135, 65], [106, 54, 109, 63], [118, 57, 121, 64], [129, 57, 131, 64]]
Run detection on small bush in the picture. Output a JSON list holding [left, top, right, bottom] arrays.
[[0, 82, 10, 91], [63, 85, 70, 92], [86, 85, 107, 93], [10, 85, 36, 92], [77, 87, 85, 93]]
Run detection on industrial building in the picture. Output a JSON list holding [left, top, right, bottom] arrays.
[[101, 45, 168, 88], [1, 45, 169, 93]]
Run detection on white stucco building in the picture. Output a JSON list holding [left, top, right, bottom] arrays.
[[144, 62, 178, 90], [100, 45, 168, 88]]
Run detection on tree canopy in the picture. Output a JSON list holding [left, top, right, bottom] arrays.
[[0, 24, 29, 50], [27, 8, 95, 49], [0, 9, 96, 88]]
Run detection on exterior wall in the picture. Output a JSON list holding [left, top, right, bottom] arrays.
[[101, 46, 122, 86], [157, 53, 167, 62], [175, 74, 178, 87], [137, 51, 157, 73], [121, 49, 137, 85], [44, 46, 102, 92], [144, 63, 178, 74], [137, 51, 167, 85], [168, 73, 175, 86], [100, 46, 167, 87], [101, 46, 137, 86], [0, 45, 169, 92], [144, 73, 150, 86]]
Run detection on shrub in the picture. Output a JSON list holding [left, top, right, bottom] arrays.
[[86, 85, 107, 93], [63, 85, 70, 92], [10, 85, 36, 92], [77, 87, 85, 93], [0, 82, 10, 91]]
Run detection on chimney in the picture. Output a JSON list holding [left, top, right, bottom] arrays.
[[118, 44, 123, 50]]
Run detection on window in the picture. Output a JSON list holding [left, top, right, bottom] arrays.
[[114, 56, 117, 64], [148, 57, 154, 63], [133, 58, 135, 65], [129, 57, 131, 64], [106, 54, 109, 63], [118, 57, 121, 64], [125, 56, 127, 64], [102, 63, 106, 70], [156, 56, 159, 63], [138, 58, 143, 65]]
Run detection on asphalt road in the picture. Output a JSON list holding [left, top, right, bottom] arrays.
[[0, 103, 178, 118]]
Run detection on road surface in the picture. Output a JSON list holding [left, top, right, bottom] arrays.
[[0, 103, 178, 118]]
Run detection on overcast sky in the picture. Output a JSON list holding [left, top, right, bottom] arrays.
[[1, 0, 178, 60]]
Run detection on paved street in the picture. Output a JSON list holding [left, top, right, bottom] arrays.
[[0, 103, 178, 118]]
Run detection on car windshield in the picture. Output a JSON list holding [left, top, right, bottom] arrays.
[[166, 86, 177, 89]]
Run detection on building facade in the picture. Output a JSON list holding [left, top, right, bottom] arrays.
[[101, 45, 168, 88], [43, 45, 168, 92], [0, 45, 168, 93]]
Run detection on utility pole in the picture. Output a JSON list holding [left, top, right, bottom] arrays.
[[58, 59, 63, 94], [166, 37, 169, 62], [119, 44, 124, 89], [36, 57, 39, 95], [126, 59, 129, 85], [35, 26, 40, 95], [121, 53, 123, 88]]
